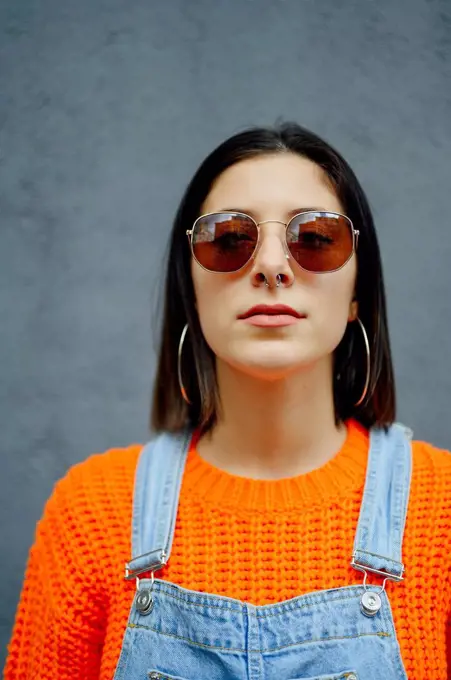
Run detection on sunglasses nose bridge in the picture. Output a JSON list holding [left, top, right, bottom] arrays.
[[251, 223, 292, 272], [256, 219, 287, 231], [254, 220, 291, 258]]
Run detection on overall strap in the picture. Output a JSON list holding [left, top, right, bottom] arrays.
[[125, 429, 192, 580], [351, 422, 413, 581]]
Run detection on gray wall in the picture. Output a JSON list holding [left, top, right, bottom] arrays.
[[1, 0, 450, 668]]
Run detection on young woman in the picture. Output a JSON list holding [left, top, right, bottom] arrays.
[[5, 123, 451, 679]]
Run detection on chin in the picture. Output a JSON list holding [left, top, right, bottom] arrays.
[[226, 351, 307, 381]]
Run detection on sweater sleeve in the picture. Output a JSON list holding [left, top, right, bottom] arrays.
[[4, 467, 106, 680], [448, 564, 451, 675]]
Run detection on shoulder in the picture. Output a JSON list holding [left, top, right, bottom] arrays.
[[38, 442, 144, 547], [27, 442, 145, 587], [408, 437, 451, 527], [411, 437, 451, 476], [50, 442, 143, 504], [410, 436, 451, 494]]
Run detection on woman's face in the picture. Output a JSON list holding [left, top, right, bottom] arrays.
[[191, 152, 357, 381]]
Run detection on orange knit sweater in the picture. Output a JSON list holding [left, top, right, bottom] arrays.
[[4, 420, 451, 679]]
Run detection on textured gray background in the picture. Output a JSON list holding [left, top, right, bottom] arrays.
[[1, 0, 450, 668]]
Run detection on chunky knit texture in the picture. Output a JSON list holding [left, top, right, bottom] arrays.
[[4, 420, 451, 679]]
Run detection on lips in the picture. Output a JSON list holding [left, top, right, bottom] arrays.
[[238, 304, 303, 320]]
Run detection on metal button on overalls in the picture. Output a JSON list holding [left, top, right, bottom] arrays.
[[135, 588, 153, 614], [360, 590, 382, 617]]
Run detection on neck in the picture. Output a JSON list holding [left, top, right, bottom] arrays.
[[197, 360, 348, 480]]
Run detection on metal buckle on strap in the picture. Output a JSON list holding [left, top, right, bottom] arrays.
[[124, 549, 167, 581], [351, 551, 404, 618], [125, 552, 168, 616], [351, 550, 405, 583]]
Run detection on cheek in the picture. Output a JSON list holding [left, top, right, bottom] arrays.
[[192, 267, 217, 311], [313, 272, 355, 344], [192, 268, 230, 346]]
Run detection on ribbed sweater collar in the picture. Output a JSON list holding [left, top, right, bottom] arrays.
[[182, 419, 370, 512]]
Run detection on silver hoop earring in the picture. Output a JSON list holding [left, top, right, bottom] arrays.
[[353, 317, 370, 407], [178, 324, 191, 404], [264, 274, 282, 288]]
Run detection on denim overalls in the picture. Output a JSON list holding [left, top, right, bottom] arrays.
[[113, 424, 412, 680]]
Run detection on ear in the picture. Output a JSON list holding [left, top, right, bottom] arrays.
[[348, 299, 358, 322]]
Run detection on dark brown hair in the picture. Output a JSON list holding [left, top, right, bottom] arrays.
[[150, 122, 396, 434]]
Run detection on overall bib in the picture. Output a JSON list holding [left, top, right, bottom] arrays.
[[113, 423, 412, 680]]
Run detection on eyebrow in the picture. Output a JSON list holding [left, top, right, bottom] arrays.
[[218, 207, 327, 218]]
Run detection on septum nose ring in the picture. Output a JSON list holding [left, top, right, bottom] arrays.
[[264, 274, 282, 288]]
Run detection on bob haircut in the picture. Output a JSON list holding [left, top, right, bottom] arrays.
[[151, 122, 396, 434]]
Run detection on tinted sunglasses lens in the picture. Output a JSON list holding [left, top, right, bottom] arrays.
[[191, 213, 258, 273], [287, 212, 354, 272]]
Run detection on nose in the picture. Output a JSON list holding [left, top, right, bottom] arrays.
[[251, 221, 294, 288]]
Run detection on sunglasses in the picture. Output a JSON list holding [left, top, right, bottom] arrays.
[[186, 210, 359, 274]]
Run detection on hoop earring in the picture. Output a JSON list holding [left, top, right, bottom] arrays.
[[178, 324, 191, 405], [353, 317, 370, 407]]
